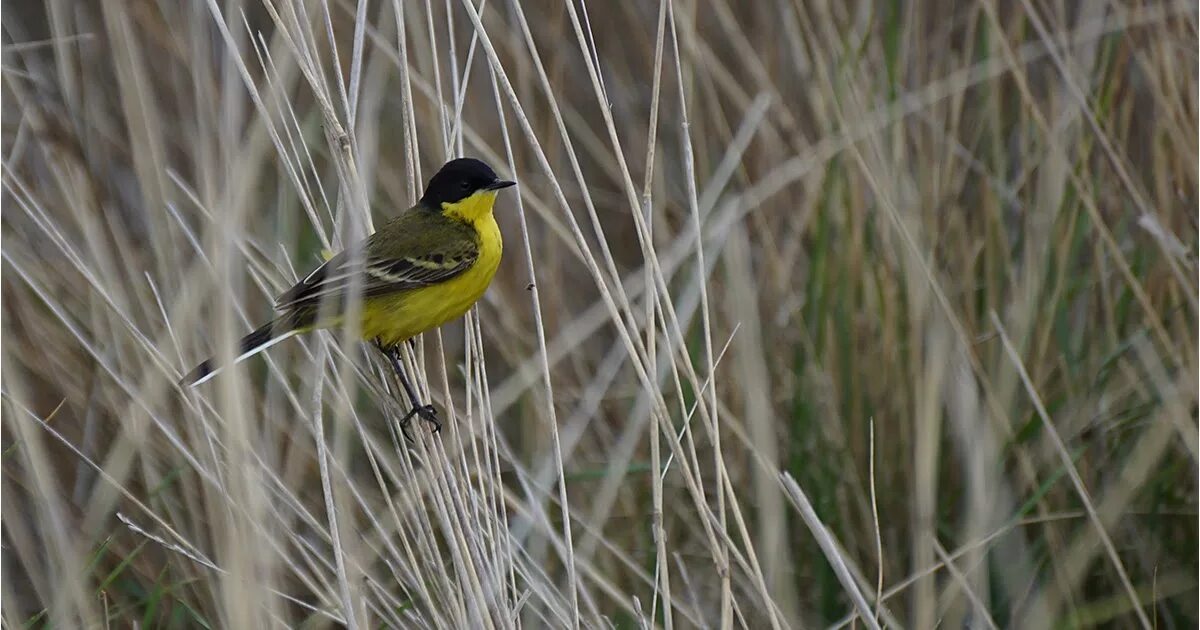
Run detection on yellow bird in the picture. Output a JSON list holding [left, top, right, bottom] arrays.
[[182, 158, 515, 433]]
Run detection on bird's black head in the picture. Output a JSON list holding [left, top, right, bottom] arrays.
[[419, 158, 515, 208]]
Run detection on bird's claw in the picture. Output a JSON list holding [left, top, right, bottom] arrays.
[[415, 404, 441, 433], [398, 403, 440, 441]]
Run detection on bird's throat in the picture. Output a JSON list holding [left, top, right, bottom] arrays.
[[442, 190, 498, 224]]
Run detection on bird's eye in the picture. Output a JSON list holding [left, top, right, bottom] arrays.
[[461, 181, 472, 191]]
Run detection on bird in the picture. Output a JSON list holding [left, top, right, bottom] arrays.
[[181, 157, 515, 435]]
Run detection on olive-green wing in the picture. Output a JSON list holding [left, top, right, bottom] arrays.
[[274, 209, 479, 312]]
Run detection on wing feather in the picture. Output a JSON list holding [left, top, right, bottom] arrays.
[[274, 210, 479, 312]]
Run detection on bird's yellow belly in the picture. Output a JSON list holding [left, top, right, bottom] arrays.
[[361, 215, 502, 346]]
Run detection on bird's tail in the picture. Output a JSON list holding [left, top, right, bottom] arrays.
[[180, 319, 299, 387]]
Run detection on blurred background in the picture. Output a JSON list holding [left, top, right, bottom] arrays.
[[2, 0, 1196, 627]]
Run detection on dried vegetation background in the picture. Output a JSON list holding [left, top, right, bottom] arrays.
[[2, 0, 1197, 627]]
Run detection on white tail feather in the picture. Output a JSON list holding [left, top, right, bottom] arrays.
[[187, 330, 298, 386]]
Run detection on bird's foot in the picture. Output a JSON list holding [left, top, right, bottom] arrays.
[[398, 403, 441, 441]]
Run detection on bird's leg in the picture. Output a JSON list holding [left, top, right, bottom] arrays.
[[374, 341, 441, 436], [391, 349, 441, 434], [371, 341, 414, 442]]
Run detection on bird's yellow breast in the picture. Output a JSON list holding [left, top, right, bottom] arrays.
[[360, 211, 502, 346]]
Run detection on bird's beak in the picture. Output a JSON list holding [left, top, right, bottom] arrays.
[[485, 179, 516, 191]]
